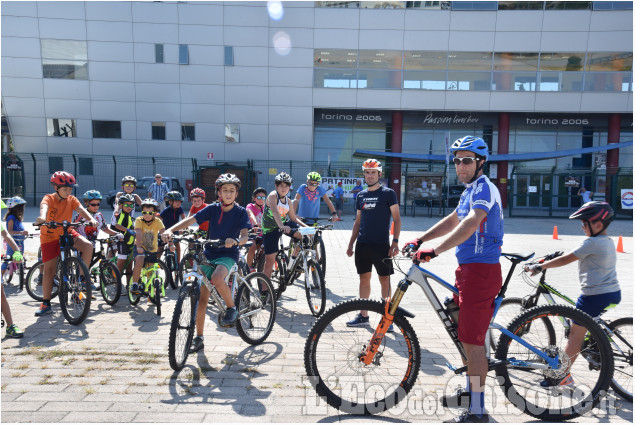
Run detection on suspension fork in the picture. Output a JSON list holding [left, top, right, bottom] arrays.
[[359, 279, 411, 365]]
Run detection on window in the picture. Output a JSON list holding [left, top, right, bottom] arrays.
[[179, 44, 189, 65], [152, 122, 166, 140], [155, 44, 164, 63], [314, 49, 357, 68], [224, 46, 234, 66], [47, 118, 76, 137], [545, 1, 591, 9], [360, 1, 405, 8], [593, 1, 633, 10], [498, 1, 543, 9], [448, 52, 493, 71], [181, 123, 195, 141], [451, 1, 497, 10], [48, 156, 64, 174], [406, 1, 451, 9], [78, 158, 93, 175], [225, 124, 239, 143], [92, 120, 121, 139], [404, 51, 447, 70], [315, 1, 360, 7], [586, 52, 632, 72], [358, 50, 403, 70], [493, 53, 539, 71], [41, 39, 88, 80], [539, 52, 585, 71]]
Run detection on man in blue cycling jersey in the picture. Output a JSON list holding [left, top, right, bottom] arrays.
[[404, 136, 503, 423]]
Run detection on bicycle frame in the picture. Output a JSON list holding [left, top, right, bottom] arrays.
[[363, 259, 561, 372]]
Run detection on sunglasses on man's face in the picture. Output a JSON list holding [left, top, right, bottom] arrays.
[[453, 157, 477, 166], [142, 211, 155, 216], [307, 182, 319, 187], [256, 196, 266, 200], [89, 203, 101, 207], [122, 203, 134, 208], [123, 183, 135, 188]]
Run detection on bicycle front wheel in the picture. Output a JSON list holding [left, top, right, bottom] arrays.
[[607, 317, 633, 402], [235, 272, 276, 345], [168, 281, 200, 371], [165, 254, 178, 289], [314, 235, 326, 276], [59, 257, 92, 325], [494, 304, 613, 421], [153, 278, 162, 316], [304, 259, 326, 317], [99, 262, 122, 305], [177, 253, 196, 288], [304, 298, 421, 415]]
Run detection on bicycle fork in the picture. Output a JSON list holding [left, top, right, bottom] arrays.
[[359, 279, 410, 365]]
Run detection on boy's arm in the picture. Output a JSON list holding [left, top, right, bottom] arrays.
[[237, 227, 249, 245], [135, 224, 143, 251], [267, 193, 286, 228], [134, 194, 142, 205], [540, 252, 579, 270], [287, 203, 306, 227], [293, 193, 301, 214], [34, 200, 49, 225], [162, 216, 197, 241]]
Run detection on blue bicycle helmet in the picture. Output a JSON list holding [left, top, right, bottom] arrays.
[[83, 190, 103, 201], [449, 136, 489, 161]]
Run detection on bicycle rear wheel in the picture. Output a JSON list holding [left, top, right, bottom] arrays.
[[177, 253, 196, 287], [491, 297, 555, 352], [59, 257, 92, 325], [99, 262, 122, 305], [235, 272, 276, 345], [304, 298, 421, 415], [18, 261, 25, 290], [168, 281, 199, 371], [607, 317, 632, 402], [25, 260, 60, 301], [494, 304, 613, 421], [304, 259, 326, 317]]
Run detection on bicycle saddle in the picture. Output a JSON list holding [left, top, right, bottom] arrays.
[[501, 252, 535, 262]]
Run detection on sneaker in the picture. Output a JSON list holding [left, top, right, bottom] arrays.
[[189, 336, 204, 353], [35, 303, 52, 316], [130, 282, 140, 295], [5, 324, 24, 338], [441, 389, 471, 408], [259, 291, 270, 304], [221, 307, 239, 327], [443, 411, 489, 423], [540, 373, 574, 388], [346, 313, 370, 327]]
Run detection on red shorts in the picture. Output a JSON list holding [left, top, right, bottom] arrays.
[[453, 262, 502, 346], [41, 230, 79, 263]]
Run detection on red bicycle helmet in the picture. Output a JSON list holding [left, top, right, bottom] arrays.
[[50, 171, 78, 187], [190, 188, 206, 199]]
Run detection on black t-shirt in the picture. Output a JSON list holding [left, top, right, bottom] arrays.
[[355, 186, 397, 244]]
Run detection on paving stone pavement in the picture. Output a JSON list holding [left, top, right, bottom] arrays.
[[1, 207, 632, 422]]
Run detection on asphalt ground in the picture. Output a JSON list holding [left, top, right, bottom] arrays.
[[1, 206, 633, 423]]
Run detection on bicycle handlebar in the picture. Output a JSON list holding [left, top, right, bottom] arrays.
[[34, 221, 83, 229]]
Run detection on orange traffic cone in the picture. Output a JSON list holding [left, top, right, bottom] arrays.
[[552, 226, 559, 240], [390, 222, 394, 236], [616, 236, 625, 253]]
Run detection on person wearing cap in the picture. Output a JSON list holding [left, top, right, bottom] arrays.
[[403, 136, 503, 423], [351, 179, 364, 214], [346, 159, 401, 329], [148, 174, 169, 207]]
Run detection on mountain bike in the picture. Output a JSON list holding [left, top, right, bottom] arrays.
[[160, 239, 179, 289], [34, 222, 92, 325], [303, 250, 614, 421], [168, 239, 276, 371], [2, 234, 36, 290], [493, 250, 632, 403], [258, 227, 326, 316], [127, 252, 169, 316], [88, 236, 123, 305], [175, 229, 206, 287]]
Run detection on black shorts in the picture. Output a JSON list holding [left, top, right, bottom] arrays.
[[354, 242, 393, 276], [117, 242, 137, 260], [263, 229, 287, 255]]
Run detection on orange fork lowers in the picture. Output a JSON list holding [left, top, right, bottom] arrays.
[[359, 297, 395, 365]]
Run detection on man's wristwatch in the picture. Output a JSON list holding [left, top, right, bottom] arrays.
[[392, 238, 399, 244], [332, 211, 337, 215]]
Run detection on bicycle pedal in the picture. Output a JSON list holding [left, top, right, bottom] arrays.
[[446, 362, 461, 373]]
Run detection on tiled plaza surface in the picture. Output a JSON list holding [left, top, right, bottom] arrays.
[[1, 207, 633, 422]]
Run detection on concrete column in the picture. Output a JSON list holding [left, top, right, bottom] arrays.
[[497, 112, 510, 209], [607, 114, 620, 206], [390, 111, 403, 204]]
